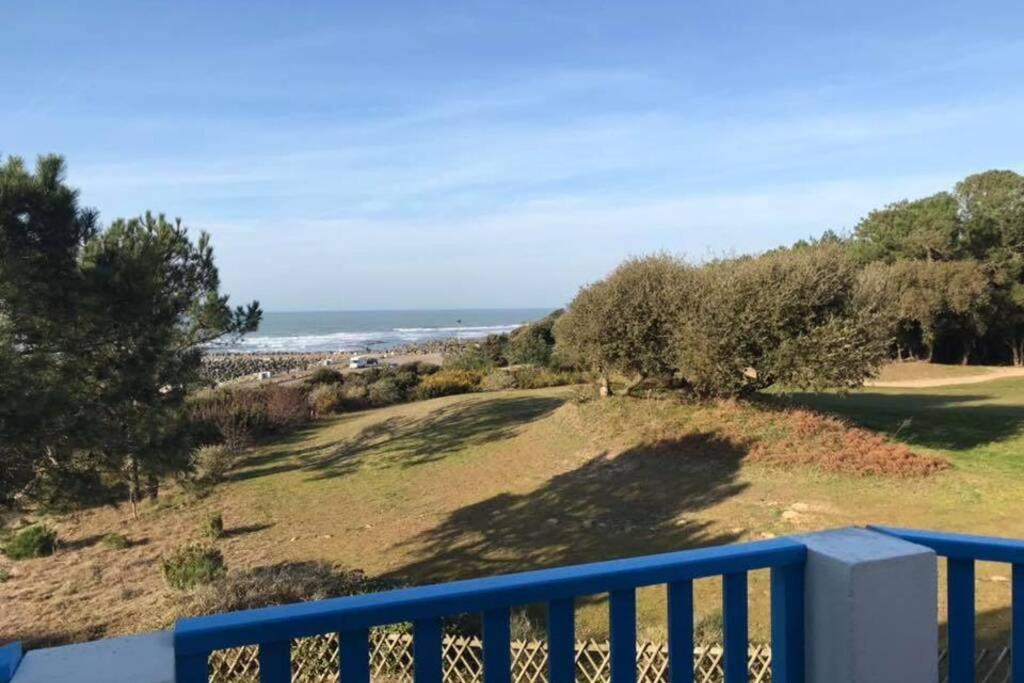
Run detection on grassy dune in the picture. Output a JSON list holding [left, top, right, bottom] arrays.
[[4, 375, 1024, 648]]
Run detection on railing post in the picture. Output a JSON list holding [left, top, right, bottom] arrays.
[[800, 528, 937, 683], [0, 642, 22, 683]]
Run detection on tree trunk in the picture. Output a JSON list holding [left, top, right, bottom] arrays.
[[128, 457, 141, 520]]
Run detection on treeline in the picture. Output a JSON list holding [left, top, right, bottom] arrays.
[[554, 169, 1024, 397]]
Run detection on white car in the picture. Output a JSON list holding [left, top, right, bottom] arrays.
[[348, 356, 379, 369]]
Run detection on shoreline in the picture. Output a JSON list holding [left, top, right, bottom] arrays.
[[201, 338, 474, 384]]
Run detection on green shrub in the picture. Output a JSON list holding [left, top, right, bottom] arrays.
[[2, 525, 57, 560], [308, 384, 346, 417], [202, 512, 224, 539], [306, 367, 344, 386], [0, 566, 9, 583], [339, 384, 371, 410], [161, 544, 226, 590], [192, 444, 235, 483], [480, 369, 516, 391], [414, 370, 483, 400], [509, 366, 578, 389], [101, 533, 131, 550], [445, 347, 496, 371], [368, 377, 405, 406]]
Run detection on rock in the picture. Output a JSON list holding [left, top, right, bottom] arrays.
[[289, 536, 298, 542], [790, 502, 810, 512], [546, 518, 559, 525], [730, 527, 745, 535], [781, 510, 801, 521], [990, 575, 1009, 583], [759, 532, 777, 539]]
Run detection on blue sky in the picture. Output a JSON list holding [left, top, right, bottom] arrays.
[[4, 2, 1024, 311]]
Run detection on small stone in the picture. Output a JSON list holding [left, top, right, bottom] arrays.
[[323, 534, 333, 539], [781, 510, 801, 521], [730, 527, 745, 534], [546, 518, 559, 525], [289, 536, 298, 542], [759, 532, 777, 539], [990, 576, 1009, 583], [790, 502, 810, 512]]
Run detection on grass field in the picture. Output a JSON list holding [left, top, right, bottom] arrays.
[[4, 367, 1024, 649]]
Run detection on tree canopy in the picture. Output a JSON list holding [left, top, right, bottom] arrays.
[[0, 155, 260, 509]]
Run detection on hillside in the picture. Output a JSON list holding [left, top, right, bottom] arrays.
[[4, 379, 1024, 647]]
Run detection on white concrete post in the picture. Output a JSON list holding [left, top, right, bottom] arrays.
[[801, 527, 938, 683]]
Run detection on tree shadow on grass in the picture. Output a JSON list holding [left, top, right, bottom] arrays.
[[228, 395, 566, 484], [786, 391, 1024, 454], [298, 395, 565, 481], [382, 431, 749, 586]]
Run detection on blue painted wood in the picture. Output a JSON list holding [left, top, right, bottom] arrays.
[[722, 572, 748, 683], [341, 628, 370, 683], [666, 580, 693, 683], [175, 652, 209, 683], [547, 599, 576, 683], [484, 608, 512, 683], [771, 563, 804, 683], [0, 642, 23, 683], [1013, 564, 1023, 683], [414, 618, 443, 683], [870, 526, 1024, 564], [174, 538, 805, 654], [947, 558, 976, 683], [258, 640, 291, 683], [609, 589, 637, 683]]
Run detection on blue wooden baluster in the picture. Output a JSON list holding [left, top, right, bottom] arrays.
[[667, 580, 694, 683], [484, 608, 512, 683], [948, 558, 976, 683], [258, 640, 291, 683], [548, 599, 576, 683], [722, 572, 748, 683], [1013, 564, 1023, 683], [771, 564, 804, 683], [175, 651, 209, 683], [610, 589, 637, 683], [341, 629, 370, 683], [414, 618, 443, 683]]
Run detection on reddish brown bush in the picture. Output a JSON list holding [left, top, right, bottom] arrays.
[[746, 406, 949, 477]]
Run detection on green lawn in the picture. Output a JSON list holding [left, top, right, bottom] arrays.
[[10, 376, 1024, 647], [790, 378, 1024, 472]]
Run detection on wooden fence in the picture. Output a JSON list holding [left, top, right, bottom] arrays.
[[207, 633, 1012, 683]]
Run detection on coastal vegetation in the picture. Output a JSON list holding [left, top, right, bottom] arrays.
[[5, 376, 1024, 647]]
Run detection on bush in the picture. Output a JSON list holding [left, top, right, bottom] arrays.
[[414, 370, 482, 400], [306, 367, 344, 386], [508, 366, 579, 389], [263, 385, 309, 430], [190, 385, 310, 448], [0, 566, 9, 583], [2, 525, 57, 560], [445, 347, 496, 371], [202, 512, 224, 539], [162, 544, 226, 590], [101, 533, 131, 550], [338, 383, 371, 410], [368, 377, 405, 406], [174, 561, 399, 617], [192, 444, 235, 483], [480, 369, 516, 391], [308, 384, 346, 417]]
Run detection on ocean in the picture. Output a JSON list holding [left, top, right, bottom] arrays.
[[209, 308, 552, 353]]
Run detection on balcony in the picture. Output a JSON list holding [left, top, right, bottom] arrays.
[[2, 526, 1020, 683]]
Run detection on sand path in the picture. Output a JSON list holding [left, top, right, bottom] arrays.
[[866, 366, 1024, 388]]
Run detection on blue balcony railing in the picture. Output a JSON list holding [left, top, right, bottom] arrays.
[[871, 526, 1024, 683], [174, 537, 807, 683]]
